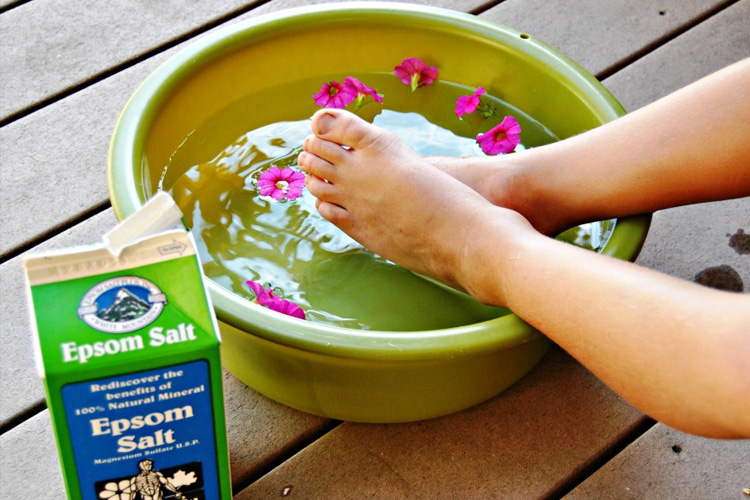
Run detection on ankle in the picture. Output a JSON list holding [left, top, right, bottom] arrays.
[[454, 206, 538, 307], [492, 155, 575, 236]]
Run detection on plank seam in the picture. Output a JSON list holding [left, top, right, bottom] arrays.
[[541, 416, 656, 500], [0, 0, 33, 15], [0, 199, 111, 264], [0, 401, 46, 437], [469, 0, 509, 16]]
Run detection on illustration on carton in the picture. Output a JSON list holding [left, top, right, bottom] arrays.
[[23, 193, 232, 500]]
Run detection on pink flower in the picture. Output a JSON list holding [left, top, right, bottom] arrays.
[[257, 166, 305, 201], [246, 280, 275, 305], [394, 57, 438, 92], [313, 81, 357, 108], [245, 280, 306, 320], [267, 296, 306, 319], [455, 87, 486, 118], [476, 116, 522, 155], [343, 76, 383, 108]]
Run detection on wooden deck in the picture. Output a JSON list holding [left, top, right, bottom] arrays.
[[1, 0, 748, 498]]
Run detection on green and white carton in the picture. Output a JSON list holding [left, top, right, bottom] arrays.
[[23, 193, 232, 500]]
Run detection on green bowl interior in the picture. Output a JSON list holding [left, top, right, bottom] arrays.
[[108, 2, 650, 360]]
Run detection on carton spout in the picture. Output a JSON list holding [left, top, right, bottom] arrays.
[[104, 192, 185, 257]]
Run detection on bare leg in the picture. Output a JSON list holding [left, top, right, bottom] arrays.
[[426, 58, 750, 235]]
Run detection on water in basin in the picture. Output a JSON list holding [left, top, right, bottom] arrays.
[[161, 73, 613, 330]]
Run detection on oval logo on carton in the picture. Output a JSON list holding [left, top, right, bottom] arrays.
[[78, 277, 167, 333]]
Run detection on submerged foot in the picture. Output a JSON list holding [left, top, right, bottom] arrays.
[[297, 109, 526, 295]]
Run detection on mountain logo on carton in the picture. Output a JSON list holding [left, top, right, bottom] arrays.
[[78, 277, 167, 333], [96, 287, 151, 322]]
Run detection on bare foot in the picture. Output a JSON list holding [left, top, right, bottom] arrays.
[[297, 108, 533, 301]]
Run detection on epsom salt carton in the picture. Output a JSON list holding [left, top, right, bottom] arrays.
[[23, 193, 231, 500]]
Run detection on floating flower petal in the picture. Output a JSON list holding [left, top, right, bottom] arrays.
[[455, 87, 486, 118], [476, 115, 522, 155], [313, 81, 357, 108], [245, 280, 275, 306], [394, 57, 438, 92], [246, 280, 306, 320], [343, 76, 384, 108], [267, 296, 307, 319], [257, 166, 306, 201]]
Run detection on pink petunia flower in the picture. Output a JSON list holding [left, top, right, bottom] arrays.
[[342, 76, 384, 109], [394, 57, 438, 92], [245, 280, 306, 320], [313, 81, 358, 108], [476, 116, 522, 155], [245, 280, 276, 305], [266, 295, 306, 319], [257, 166, 306, 201], [455, 87, 486, 118]]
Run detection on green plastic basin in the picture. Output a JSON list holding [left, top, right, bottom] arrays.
[[108, 2, 650, 422]]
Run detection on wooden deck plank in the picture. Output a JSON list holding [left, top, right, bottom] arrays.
[[0, 0, 257, 121], [563, 425, 750, 499], [604, 0, 750, 112], [0, 0, 485, 123], [636, 197, 750, 293], [220, 371, 335, 486], [481, 0, 737, 78], [236, 348, 645, 499], [0, 49, 174, 259], [248, 0, 485, 16], [0, 412, 65, 499]]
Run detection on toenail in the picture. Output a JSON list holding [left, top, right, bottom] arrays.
[[316, 112, 335, 135]]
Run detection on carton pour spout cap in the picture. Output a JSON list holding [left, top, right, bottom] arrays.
[[104, 192, 186, 257]]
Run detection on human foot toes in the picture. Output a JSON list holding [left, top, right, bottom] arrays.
[[298, 109, 424, 214]]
